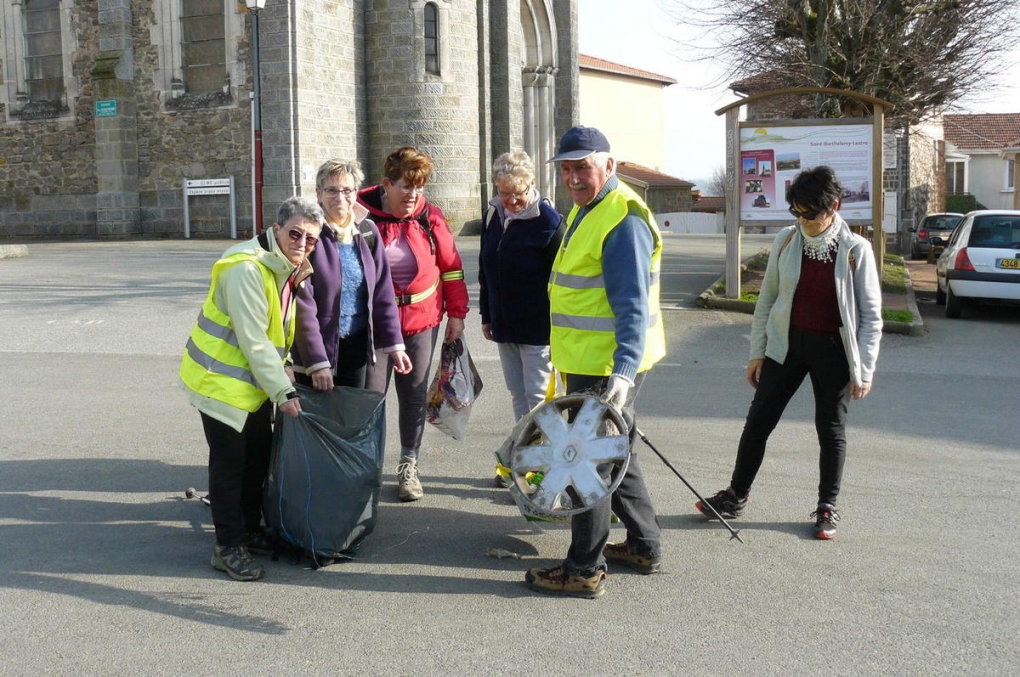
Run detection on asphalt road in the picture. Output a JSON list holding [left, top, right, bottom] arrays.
[[1, 234, 1017, 675]]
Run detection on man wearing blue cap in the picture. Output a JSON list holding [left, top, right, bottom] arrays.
[[524, 126, 666, 598]]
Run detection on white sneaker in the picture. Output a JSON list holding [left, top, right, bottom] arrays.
[[396, 456, 423, 502]]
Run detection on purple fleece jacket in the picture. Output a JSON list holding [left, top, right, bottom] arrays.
[[291, 215, 404, 374]]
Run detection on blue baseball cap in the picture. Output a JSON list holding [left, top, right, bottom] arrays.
[[548, 125, 611, 162]]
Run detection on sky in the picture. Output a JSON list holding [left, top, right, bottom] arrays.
[[578, 0, 1020, 192]]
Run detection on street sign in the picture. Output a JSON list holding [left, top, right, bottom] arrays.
[[185, 179, 232, 195], [95, 100, 117, 117], [183, 176, 237, 238]]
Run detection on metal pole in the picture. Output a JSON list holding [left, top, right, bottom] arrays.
[[229, 175, 237, 239], [251, 8, 263, 235], [635, 428, 744, 543], [183, 180, 190, 239], [724, 108, 742, 298]]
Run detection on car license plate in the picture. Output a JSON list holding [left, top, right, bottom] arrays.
[[997, 258, 1020, 270]]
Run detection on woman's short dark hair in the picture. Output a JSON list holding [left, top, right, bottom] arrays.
[[383, 146, 434, 187], [786, 165, 842, 213]]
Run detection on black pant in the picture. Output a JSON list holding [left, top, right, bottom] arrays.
[[731, 327, 851, 506], [563, 373, 661, 575], [365, 325, 439, 456], [201, 401, 273, 546], [295, 328, 369, 389]]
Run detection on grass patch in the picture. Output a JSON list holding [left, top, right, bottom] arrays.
[[881, 255, 907, 294], [883, 309, 914, 323], [744, 250, 770, 271]]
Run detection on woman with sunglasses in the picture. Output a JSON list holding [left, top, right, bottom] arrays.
[[478, 151, 564, 486], [696, 165, 882, 540], [357, 147, 470, 502], [291, 160, 411, 393]]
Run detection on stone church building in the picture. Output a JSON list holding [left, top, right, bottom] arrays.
[[0, 1, 578, 238]]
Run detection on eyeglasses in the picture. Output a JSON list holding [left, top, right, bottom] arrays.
[[286, 228, 318, 247], [788, 206, 825, 220], [497, 187, 531, 201], [322, 187, 356, 198]]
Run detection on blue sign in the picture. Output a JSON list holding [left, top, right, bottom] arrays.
[[95, 100, 118, 117]]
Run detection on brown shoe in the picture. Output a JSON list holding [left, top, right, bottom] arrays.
[[603, 540, 661, 575], [525, 565, 606, 599]]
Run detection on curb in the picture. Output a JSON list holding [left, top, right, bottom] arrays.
[[882, 264, 925, 336], [0, 244, 29, 261], [697, 274, 754, 313], [697, 261, 926, 337]]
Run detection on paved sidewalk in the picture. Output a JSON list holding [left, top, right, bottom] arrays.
[[1, 236, 1017, 675]]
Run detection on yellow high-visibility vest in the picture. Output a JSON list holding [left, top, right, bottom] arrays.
[[548, 182, 666, 375], [179, 252, 294, 412]]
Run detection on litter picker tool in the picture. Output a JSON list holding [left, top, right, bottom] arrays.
[[634, 428, 744, 543]]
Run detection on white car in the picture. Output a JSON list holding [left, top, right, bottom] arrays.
[[935, 210, 1020, 318]]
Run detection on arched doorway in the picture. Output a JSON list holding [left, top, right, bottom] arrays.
[[519, 0, 557, 197]]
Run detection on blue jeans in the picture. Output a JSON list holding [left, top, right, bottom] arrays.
[[562, 373, 661, 575]]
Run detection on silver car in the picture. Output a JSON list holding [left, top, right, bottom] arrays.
[[935, 210, 1020, 318], [910, 212, 963, 260]]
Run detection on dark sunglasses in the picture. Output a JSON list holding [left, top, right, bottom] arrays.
[[286, 228, 318, 247], [788, 206, 824, 220]]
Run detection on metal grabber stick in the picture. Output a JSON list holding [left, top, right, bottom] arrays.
[[634, 428, 744, 543]]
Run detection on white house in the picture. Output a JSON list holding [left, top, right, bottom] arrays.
[[944, 114, 1020, 211]]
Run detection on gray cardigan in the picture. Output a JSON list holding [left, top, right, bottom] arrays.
[[750, 215, 883, 385]]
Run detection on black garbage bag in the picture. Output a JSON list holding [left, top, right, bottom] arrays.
[[263, 384, 385, 560]]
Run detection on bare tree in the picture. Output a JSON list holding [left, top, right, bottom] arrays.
[[706, 165, 727, 196], [664, 0, 1019, 122]]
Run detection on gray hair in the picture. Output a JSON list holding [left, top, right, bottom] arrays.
[[492, 151, 535, 189], [276, 196, 325, 228], [316, 158, 365, 189]]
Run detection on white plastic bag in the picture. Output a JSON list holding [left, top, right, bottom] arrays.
[[425, 337, 483, 440]]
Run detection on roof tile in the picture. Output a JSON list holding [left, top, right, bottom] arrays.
[[944, 113, 1020, 150], [579, 54, 677, 86], [616, 161, 694, 187]]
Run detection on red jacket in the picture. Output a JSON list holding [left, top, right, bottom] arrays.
[[357, 185, 469, 336]]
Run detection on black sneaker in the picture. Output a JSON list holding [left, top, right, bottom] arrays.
[[696, 487, 748, 520], [811, 504, 840, 540], [243, 528, 278, 556], [211, 544, 264, 581]]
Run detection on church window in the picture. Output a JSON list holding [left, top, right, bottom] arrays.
[[424, 2, 439, 75], [152, 1, 242, 110], [0, 0, 77, 122], [23, 0, 63, 103], [180, 0, 227, 95]]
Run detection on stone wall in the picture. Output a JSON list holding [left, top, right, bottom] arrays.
[[134, 1, 253, 237], [364, 0, 482, 230], [0, 1, 98, 237], [1, 0, 579, 239]]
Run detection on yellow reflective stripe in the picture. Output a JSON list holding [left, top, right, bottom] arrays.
[[397, 278, 440, 305], [552, 271, 604, 289], [196, 312, 286, 359], [552, 270, 659, 290], [185, 338, 259, 388], [441, 270, 464, 281], [551, 312, 660, 332], [551, 313, 615, 332]]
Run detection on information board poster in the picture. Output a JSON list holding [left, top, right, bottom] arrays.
[[739, 124, 872, 221]]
